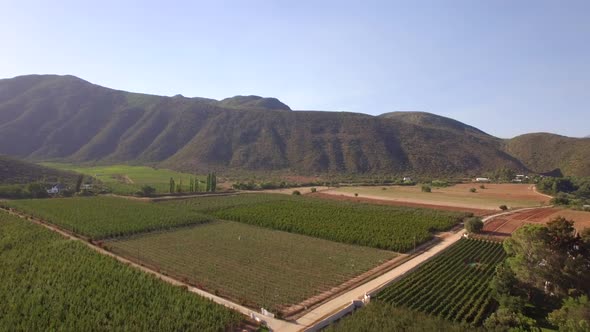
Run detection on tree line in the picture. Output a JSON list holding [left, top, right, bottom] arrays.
[[168, 172, 217, 194]]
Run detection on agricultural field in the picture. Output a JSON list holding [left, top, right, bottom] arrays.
[[106, 220, 396, 313], [376, 239, 506, 326], [165, 194, 469, 252], [325, 183, 549, 210], [42, 163, 204, 195], [2, 196, 211, 240], [0, 211, 240, 331], [326, 302, 479, 332], [483, 207, 590, 238]]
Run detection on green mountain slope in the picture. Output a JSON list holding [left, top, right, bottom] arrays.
[[0, 154, 78, 185], [0, 74, 588, 176]]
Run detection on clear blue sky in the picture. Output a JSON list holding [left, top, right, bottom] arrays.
[[2, 0, 589, 138]]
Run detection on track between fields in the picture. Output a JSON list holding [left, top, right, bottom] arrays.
[[298, 208, 534, 331]]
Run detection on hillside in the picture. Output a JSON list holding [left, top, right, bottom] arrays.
[[0, 74, 588, 176], [506, 133, 590, 177], [0, 155, 78, 185]]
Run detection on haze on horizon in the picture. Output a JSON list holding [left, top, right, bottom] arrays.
[[1, 0, 589, 138]]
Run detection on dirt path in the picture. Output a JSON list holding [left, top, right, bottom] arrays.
[[0, 207, 300, 332]]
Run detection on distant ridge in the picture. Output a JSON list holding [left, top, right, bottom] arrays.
[[0, 74, 588, 176]]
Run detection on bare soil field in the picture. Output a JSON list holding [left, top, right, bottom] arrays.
[[482, 208, 590, 238], [310, 192, 494, 216], [324, 184, 549, 210]]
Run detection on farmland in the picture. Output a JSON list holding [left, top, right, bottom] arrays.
[[326, 302, 478, 332], [325, 183, 549, 210], [106, 220, 396, 313], [2, 196, 211, 239], [165, 194, 469, 252], [0, 211, 240, 331], [42, 163, 204, 195], [376, 239, 506, 325], [483, 207, 590, 238]]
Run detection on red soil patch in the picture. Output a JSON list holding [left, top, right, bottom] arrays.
[[482, 208, 590, 239], [311, 192, 494, 216]]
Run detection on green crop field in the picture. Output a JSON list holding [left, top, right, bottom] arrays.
[[376, 239, 506, 325], [326, 302, 479, 332], [164, 194, 468, 252], [41, 163, 203, 195], [106, 220, 396, 313], [0, 211, 240, 331], [2, 196, 211, 240]]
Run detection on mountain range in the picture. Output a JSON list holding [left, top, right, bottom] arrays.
[[0, 74, 588, 177]]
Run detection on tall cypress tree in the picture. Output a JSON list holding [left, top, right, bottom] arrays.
[[206, 173, 211, 192], [169, 177, 175, 193], [211, 172, 217, 192]]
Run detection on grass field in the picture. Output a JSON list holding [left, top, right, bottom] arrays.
[[41, 163, 203, 195], [164, 194, 469, 252], [2, 196, 211, 240], [327, 183, 549, 210], [0, 211, 240, 331], [106, 220, 396, 312], [376, 239, 506, 326]]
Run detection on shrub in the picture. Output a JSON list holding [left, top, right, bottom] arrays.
[[464, 217, 484, 233], [480, 185, 486, 189], [292, 190, 301, 196], [310, 187, 317, 193], [354, 193, 359, 197], [421, 185, 432, 193], [499, 205, 508, 211], [470, 188, 477, 193]]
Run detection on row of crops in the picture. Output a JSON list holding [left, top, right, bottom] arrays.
[[376, 238, 506, 325], [326, 302, 482, 332], [0, 211, 240, 331], [187, 195, 469, 252], [3, 194, 468, 252], [106, 220, 396, 312], [1, 196, 211, 240]]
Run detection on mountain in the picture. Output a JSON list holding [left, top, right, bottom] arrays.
[[0, 74, 588, 176], [0, 154, 78, 185], [506, 133, 590, 177]]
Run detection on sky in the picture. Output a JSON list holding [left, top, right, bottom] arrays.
[[1, 0, 589, 138]]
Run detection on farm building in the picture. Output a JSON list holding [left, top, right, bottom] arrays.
[[475, 177, 490, 183], [46, 183, 66, 194]]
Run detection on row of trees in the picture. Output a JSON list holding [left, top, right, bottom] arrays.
[[168, 172, 217, 194], [485, 217, 590, 330]]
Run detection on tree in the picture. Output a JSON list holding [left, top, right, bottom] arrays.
[[27, 183, 48, 198], [421, 185, 432, 193], [464, 217, 483, 233], [75, 174, 84, 193], [292, 190, 301, 196], [548, 296, 590, 332], [206, 173, 211, 192], [169, 177, 175, 193], [138, 185, 156, 197], [499, 205, 508, 211], [310, 187, 317, 193], [484, 308, 539, 331], [211, 172, 217, 192], [470, 188, 477, 193]]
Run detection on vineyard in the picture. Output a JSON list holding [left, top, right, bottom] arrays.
[[326, 302, 480, 332], [2, 196, 211, 239], [184, 194, 469, 252], [376, 239, 506, 325], [0, 211, 240, 331], [106, 220, 396, 312]]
